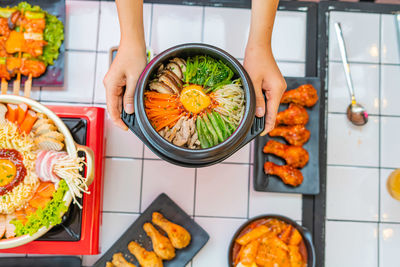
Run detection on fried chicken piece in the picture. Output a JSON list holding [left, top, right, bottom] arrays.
[[276, 104, 309, 126], [111, 253, 136, 267], [263, 140, 309, 168], [128, 241, 163, 267], [269, 125, 310, 146], [152, 212, 191, 249], [20, 59, 46, 77], [143, 222, 175, 260], [264, 162, 304, 186], [281, 84, 318, 107]]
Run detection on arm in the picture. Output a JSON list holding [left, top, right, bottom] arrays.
[[103, 0, 147, 130], [244, 0, 286, 135]]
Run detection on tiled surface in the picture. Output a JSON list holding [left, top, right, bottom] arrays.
[[328, 62, 379, 115], [9, 2, 313, 265], [326, 11, 400, 267], [380, 169, 400, 223], [325, 221, 378, 267], [379, 223, 400, 267], [329, 11, 380, 63], [327, 113, 379, 167], [327, 166, 379, 221]]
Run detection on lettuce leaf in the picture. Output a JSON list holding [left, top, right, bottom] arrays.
[[12, 180, 69, 236], [16, 2, 64, 66]]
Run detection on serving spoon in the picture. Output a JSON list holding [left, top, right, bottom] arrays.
[[334, 22, 368, 126]]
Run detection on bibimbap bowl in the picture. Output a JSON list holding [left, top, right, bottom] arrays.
[[122, 43, 264, 167]]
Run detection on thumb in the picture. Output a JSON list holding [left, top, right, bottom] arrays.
[[253, 80, 265, 118], [123, 75, 138, 114]]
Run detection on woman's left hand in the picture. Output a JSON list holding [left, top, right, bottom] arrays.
[[244, 44, 287, 136]]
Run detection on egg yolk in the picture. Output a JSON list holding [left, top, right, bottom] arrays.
[[0, 159, 16, 187], [179, 85, 211, 114]]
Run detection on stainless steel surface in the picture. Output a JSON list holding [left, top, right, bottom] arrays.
[[334, 22, 368, 126]]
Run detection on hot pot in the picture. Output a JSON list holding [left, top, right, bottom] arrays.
[[0, 94, 94, 249], [121, 43, 265, 167]]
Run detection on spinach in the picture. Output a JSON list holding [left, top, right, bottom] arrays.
[[184, 55, 233, 92]]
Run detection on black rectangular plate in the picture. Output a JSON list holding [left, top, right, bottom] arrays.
[[254, 77, 321, 195], [94, 193, 210, 267], [0, 0, 65, 87], [0, 256, 81, 267]]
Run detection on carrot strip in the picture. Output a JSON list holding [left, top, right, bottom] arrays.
[[15, 210, 27, 224], [36, 182, 55, 198], [6, 104, 18, 123], [155, 114, 184, 131], [20, 109, 37, 134], [25, 206, 37, 216], [17, 103, 28, 125], [29, 194, 51, 209]]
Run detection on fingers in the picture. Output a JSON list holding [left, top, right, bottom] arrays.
[[123, 74, 138, 114], [254, 81, 266, 118], [261, 81, 287, 136], [104, 77, 128, 131]]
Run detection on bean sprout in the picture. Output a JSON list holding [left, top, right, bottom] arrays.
[[212, 83, 245, 126]]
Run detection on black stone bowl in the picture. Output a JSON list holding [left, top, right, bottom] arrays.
[[122, 43, 265, 167]]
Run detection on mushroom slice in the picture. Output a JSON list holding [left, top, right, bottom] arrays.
[[171, 58, 186, 73], [158, 73, 181, 95], [161, 69, 183, 88], [166, 62, 183, 80], [157, 64, 164, 73], [149, 81, 174, 95]]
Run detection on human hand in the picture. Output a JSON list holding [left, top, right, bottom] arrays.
[[103, 44, 147, 130], [244, 44, 286, 136]]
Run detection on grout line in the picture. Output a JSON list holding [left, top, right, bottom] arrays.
[[91, 0, 102, 104], [194, 214, 247, 220], [139, 144, 145, 213], [201, 6, 205, 43], [327, 164, 380, 169], [327, 218, 382, 224], [328, 111, 381, 117], [148, 4, 154, 47], [377, 14, 382, 267], [246, 145, 252, 219], [102, 211, 141, 215], [193, 168, 198, 216], [65, 48, 97, 53], [276, 59, 307, 64]]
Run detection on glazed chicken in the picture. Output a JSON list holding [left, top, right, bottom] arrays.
[[276, 104, 309, 126], [263, 140, 309, 168], [143, 222, 176, 260], [152, 212, 191, 249], [269, 125, 310, 146], [264, 162, 304, 186], [281, 84, 318, 107], [107, 253, 136, 267], [128, 241, 163, 267]]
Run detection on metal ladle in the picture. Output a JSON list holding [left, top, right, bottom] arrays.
[[334, 22, 368, 126]]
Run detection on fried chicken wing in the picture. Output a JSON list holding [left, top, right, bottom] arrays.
[[264, 162, 304, 186], [128, 241, 163, 267], [263, 140, 309, 168], [281, 84, 318, 107], [111, 253, 136, 267], [152, 212, 191, 249], [276, 104, 309, 126], [269, 125, 310, 146], [143, 222, 175, 260]]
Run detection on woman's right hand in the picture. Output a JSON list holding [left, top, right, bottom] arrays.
[[103, 43, 147, 130]]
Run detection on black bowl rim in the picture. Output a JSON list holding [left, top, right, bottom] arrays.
[[134, 43, 255, 155], [227, 214, 316, 267]]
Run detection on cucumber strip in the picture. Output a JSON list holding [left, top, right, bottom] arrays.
[[25, 11, 45, 19], [0, 8, 15, 18], [203, 114, 218, 145], [200, 117, 214, 147], [196, 117, 209, 148], [208, 112, 224, 143], [213, 112, 230, 139]]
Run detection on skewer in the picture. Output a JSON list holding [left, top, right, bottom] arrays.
[[13, 72, 20, 95], [1, 78, 7, 94], [24, 73, 32, 98]]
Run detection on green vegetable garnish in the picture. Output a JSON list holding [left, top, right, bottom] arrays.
[[16, 2, 64, 66], [208, 113, 224, 143], [184, 55, 233, 91], [202, 114, 218, 145], [196, 117, 209, 149], [12, 180, 69, 236]]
